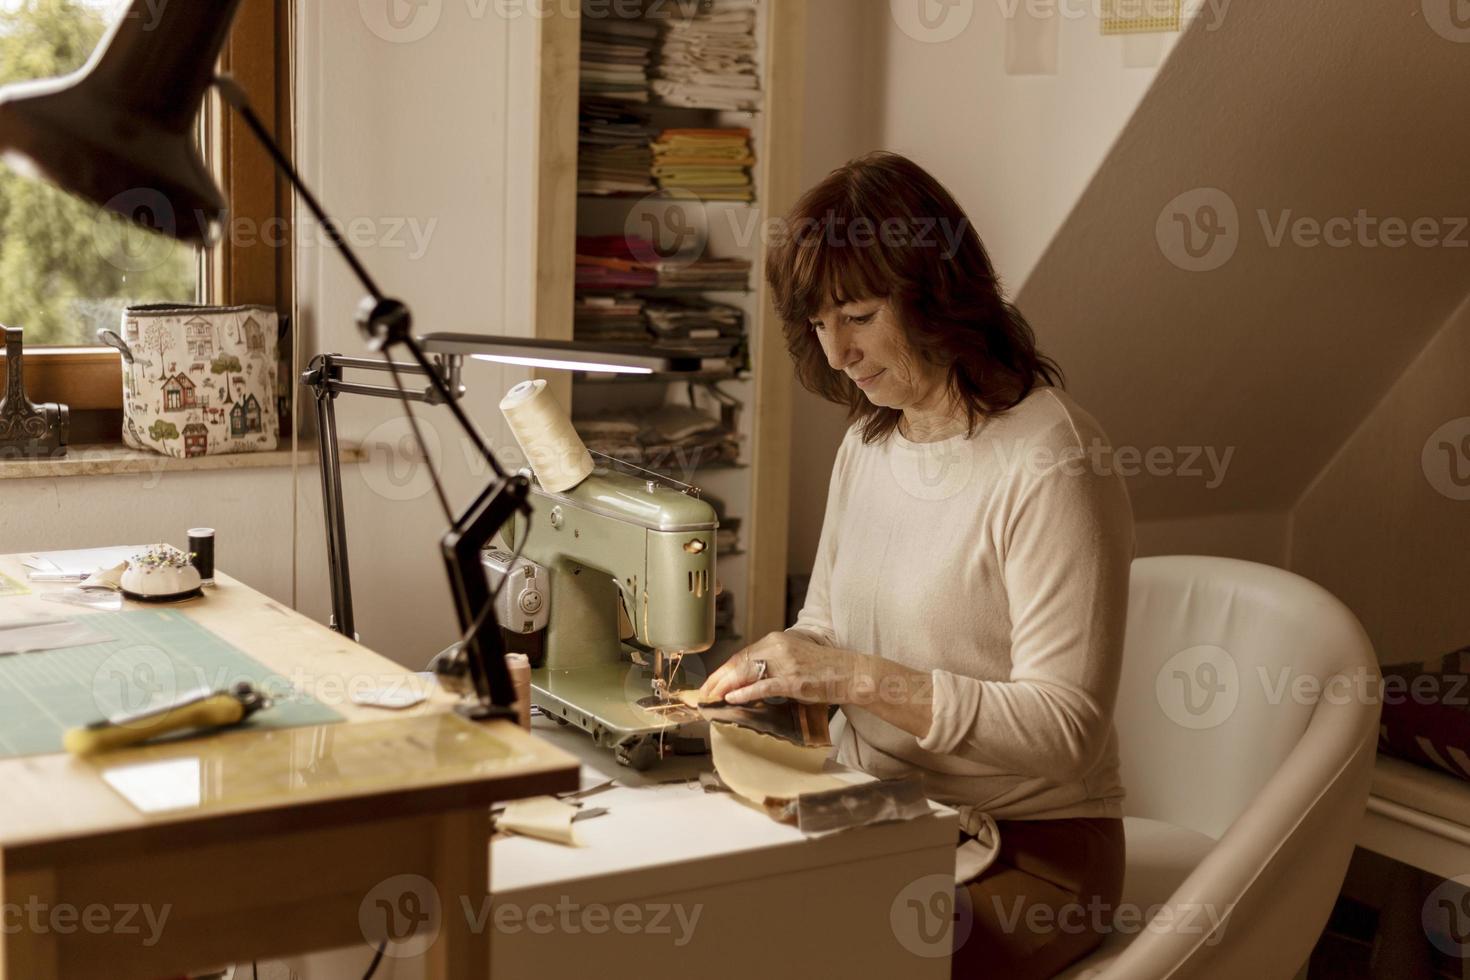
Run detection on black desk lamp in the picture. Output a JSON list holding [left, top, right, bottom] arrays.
[[0, 0, 680, 720]]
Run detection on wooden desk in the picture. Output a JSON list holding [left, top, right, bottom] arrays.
[[0, 555, 579, 980]]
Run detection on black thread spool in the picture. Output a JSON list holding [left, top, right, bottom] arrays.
[[188, 528, 215, 584]]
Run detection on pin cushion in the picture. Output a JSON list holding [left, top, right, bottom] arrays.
[[121, 545, 203, 602]]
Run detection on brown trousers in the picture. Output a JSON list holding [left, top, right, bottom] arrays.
[[952, 817, 1126, 980]]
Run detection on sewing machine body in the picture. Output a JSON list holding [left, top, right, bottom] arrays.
[[500, 468, 717, 768]]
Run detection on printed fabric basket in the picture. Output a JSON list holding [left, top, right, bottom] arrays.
[[99, 304, 283, 459]]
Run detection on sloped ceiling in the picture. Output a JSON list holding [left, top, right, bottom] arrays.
[[1017, 0, 1470, 520]]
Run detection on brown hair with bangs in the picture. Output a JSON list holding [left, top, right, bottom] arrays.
[[766, 152, 1062, 443]]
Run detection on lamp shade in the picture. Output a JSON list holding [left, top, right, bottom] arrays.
[[0, 0, 245, 245]]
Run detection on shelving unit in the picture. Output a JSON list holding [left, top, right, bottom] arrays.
[[532, 1, 804, 653]]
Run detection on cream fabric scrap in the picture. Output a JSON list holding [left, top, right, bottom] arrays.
[[497, 796, 583, 847], [708, 721, 846, 808]]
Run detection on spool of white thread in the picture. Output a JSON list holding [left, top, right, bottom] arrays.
[[499, 379, 594, 492]]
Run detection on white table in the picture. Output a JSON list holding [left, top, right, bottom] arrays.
[[287, 715, 960, 979], [487, 715, 960, 979]]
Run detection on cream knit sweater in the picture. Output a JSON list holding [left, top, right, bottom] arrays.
[[791, 387, 1134, 820]]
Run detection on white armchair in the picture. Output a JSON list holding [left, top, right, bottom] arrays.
[[1058, 556, 1380, 979]]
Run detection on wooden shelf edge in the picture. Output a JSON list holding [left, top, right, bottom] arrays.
[[0, 442, 366, 482]]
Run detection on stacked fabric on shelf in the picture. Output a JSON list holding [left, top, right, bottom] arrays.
[[644, 297, 743, 340], [574, 295, 649, 344], [577, 235, 752, 292], [655, 254, 751, 290], [650, 0, 762, 111], [573, 403, 741, 470], [579, 100, 656, 195], [651, 128, 755, 201], [575, 236, 659, 291], [579, 14, 658, 103]]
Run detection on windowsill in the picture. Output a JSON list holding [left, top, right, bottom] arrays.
[[0, 442, 365, 481]]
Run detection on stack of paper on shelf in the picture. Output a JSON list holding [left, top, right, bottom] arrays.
[[580, 15, 659, 102], [651, 128, 755, 201], [579, 100, 656, 195], [649, 0, 762, 111]]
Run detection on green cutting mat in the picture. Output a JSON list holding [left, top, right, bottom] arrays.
[[0, 609, 343, 758]]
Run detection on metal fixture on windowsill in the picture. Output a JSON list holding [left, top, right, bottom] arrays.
[[0, 327, 68, 459]]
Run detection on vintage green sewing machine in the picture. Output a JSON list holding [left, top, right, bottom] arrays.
[[492, 466, 718, 769]]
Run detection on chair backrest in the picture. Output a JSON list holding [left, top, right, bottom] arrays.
[[1114, 555, 1377, 839]]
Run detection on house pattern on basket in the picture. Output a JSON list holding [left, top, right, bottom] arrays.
[[162, 373, 198, 412], [243, 316, 266, 354], [182, 422, 209, 458], [184, 317, 215, 359], [231, 393, 263, 437], [123, 309, 281, 459]]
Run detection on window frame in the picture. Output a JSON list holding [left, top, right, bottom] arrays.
[[1, 0, 294, 427]]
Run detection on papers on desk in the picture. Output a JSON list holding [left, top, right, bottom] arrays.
[[0, 615, 113, 655], [24, 545, 145, 578]]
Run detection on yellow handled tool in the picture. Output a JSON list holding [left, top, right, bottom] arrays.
[[65, 682, 271, 756]]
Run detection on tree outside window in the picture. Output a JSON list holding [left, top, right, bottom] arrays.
[[0, 0, 198, 347]]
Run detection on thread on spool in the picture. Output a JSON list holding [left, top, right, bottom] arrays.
[[499, 379, 594, 492]]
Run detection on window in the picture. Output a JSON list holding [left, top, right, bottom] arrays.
[[0, 1, 201, 348], [0, 0, 293, 435]]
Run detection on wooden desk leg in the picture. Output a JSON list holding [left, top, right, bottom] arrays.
[[1, 865, 59, 980], [425, 808, 490, 980]]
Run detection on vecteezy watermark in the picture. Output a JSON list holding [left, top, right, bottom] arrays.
[[2, 899, 171, 947], [891, 0, 977, 43], [1158, 188, 1470, 272], [465, 897, 703, 944], [93, 191, 439, 274], [90, 645, 184, 728], [1423, 417, 1470, 501], [359, 0, 696, 43], [1424, 875, 1470, 956], [989, 439, 1235, 489], [361, 0, 443, 43], [1156, 644, 1239, 730], [624, 194, 710, 269], [1153, 658, 1470, 730], [892, 874, 975, 958], [360, 875, 442, 959], [1421, 0, 1470, 43], [989, 896, 1229, 945], [889, 437, 978, 502], [358, 416, 446, 503], [84, 0, 171, 32], [759, 211, 973, 260], [358, 876, 702, 957], [993, 0, 1232, 31], [889, 435, 1235, 503], [1156, 188, 1240, 273]]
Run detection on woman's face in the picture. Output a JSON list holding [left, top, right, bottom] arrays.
[[809, 297, 948, 413]]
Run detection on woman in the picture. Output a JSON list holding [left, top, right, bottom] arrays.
[[699, 152, 1134, 978]]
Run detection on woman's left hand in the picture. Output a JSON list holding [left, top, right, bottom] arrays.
[[697, 630, 854, 705]]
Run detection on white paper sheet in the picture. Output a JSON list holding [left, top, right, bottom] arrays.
[[24, 546, 148, 576], [0, 616, 113, 655]]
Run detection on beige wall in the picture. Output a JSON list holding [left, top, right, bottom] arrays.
[[786, 0, 880, 577], [1290, 296, 1470, 663], [291, 1, 541, 664]]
